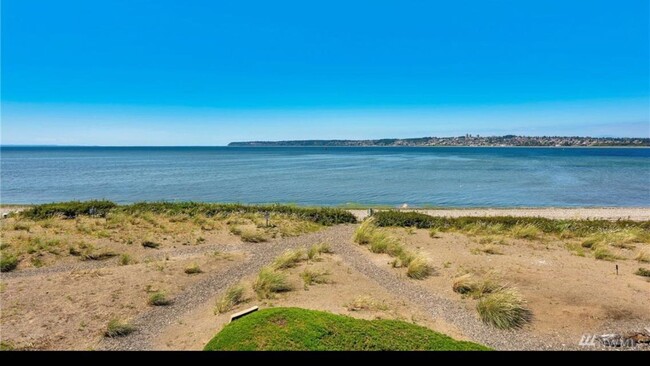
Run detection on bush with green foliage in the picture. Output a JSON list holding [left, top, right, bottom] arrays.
[[22, 201, 357, 225], [23, 200, 117, 219], [204, 307, 489, 350]]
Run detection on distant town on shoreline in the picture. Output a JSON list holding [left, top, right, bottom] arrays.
[[229, 135, 650, 147]]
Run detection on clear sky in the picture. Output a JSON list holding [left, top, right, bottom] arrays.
[[2, 0, 649, 145]]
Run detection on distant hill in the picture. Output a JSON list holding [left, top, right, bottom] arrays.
[[229, 135, 650, 147]]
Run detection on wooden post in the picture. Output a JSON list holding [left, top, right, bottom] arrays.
[[264, 212, 270, 227]]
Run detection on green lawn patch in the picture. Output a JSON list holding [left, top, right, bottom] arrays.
[[204, 307, 489, 351]]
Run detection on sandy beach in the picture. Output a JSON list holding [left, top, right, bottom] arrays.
[[350, 207, 650, 221]]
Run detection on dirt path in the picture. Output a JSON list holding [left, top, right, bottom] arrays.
[[100, 225, 356, 350]]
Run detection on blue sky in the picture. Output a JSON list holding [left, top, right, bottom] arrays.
[[2, 0, 649, 145]]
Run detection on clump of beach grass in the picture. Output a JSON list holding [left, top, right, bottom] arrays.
[[300, 269, 330, 288], [510, 224, 541, 240], [141, 241, 160, 249], [104, 319, 135, 337], [184, 263, 202, 274], [635, 267, 650, 277], [635, 248, 650, 263], [118, 253, 134, 266], [307, 243, 333, 260], [406, 256, 433, 279], [476, 289, 532, 329], [346, 295, 389, 312], [593, 245, 618, 261], [239, 229, 269, 243], [0, 254, 19, 272], [452, 274, 502, 299], [215, 285, 246, 314], [148, 291, 172, 306], [353, 219, 376, 245], [13, 222, 31, 232], [272, 249, 305, 270], [253, 267, 292, 299]]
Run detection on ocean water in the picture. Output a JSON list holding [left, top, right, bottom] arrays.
[[1, 146, 649, 207]]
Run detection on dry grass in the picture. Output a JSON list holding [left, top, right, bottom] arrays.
[[148, 291, 172, 306], [239, 229, 269, 243], [406, 256, 433, 279], [104, 319, 135, 338], [593, 245, 618, 261], [300, 269, 331, 288], [184, 263, 202, 274], [215, 285, 246, 314], [272, 249, 305, 270], [346, 295, 389, 312], [452, 274, 502, 299], [635, 248, 650, 263], [510, 224, 541, 240], [477, 289, 532, 329], [307, 243, 333, 260], [635, 267, 650, 277], [118, 253, 134, 266], [253, 267, 292, 299]]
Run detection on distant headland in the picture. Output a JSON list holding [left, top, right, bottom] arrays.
[[229, 135, 650, 147]]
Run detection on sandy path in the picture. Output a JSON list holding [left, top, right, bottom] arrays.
[[350, 207, 650, 221]]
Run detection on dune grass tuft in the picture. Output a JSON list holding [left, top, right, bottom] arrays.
[[239, 229, 269, 243], [353, 219, 376, 245], [452, 274, 502, 299], [476, 289, 532, 329], [307, 243, 333, 260], [184, 263, 202, 274], [635, 248, 650, 263], [300, 269, 330, 288], [406, 256, 433, 279], [148, 291, 172, 306], [118, 253, 134, 266], [635, 267, 650, 277], [215, 285, 246, 314], [272, 249, 305, 270], [0, 254, 19, 272], [253, 267, 292, 299], [593, 245, 618, 261], [346, 296, 389, 312], [142, 241, 160, 249], [104, 319, 135, 337], [510, 224, 541, 240]]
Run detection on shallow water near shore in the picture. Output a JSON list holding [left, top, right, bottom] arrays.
[[1, 146, 649, 207]]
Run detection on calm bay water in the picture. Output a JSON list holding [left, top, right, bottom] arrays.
[[1, 146, 649, 207]]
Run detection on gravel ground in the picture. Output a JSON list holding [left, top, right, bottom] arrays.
[[350, 208, 650, 221]]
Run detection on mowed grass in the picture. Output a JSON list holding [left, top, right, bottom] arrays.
[[204, 307, 489, 351]]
